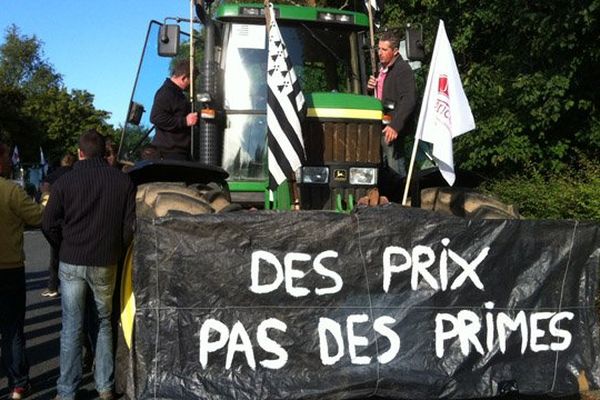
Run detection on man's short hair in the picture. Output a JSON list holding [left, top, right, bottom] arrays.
[[379, 31, 400, 50], [79, 129, 106, 158], [61, 153, 76, 167], [171, 59, 198, 78]]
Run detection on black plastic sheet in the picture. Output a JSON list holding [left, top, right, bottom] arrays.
[[124, 205, 600, 399]]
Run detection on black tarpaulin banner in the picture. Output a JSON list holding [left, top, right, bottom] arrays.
[[124, 205, 600, 399]]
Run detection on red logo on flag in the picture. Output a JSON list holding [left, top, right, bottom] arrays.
[[438, 75, 449, 98]]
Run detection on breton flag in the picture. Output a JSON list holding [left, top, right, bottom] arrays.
[[266, 3, 306, 191], [11, 145, 20, 166], [40, 147, 48, 175], [415, 20, 475, 186]]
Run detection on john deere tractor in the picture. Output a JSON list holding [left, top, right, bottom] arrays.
[[118, 1, 426, 213]]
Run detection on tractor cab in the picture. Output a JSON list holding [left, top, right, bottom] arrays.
[[119, 3, 391, 211]]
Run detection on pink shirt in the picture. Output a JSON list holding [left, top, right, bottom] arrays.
[[375, 66, 388, 100]]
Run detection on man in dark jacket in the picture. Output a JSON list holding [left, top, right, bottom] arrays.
[[150, 59, 198, 160], [368, 31, 417, 178], [42, 130, 136, 400]]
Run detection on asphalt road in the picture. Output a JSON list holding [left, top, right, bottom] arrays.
[[0, 230, 97, 400]]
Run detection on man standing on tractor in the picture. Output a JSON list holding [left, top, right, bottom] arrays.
[[150, 58, 199, 160], [368, 31, 417, 180]]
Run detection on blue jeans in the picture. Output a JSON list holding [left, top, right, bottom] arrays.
[[57, 262, 117, 399], [0, 267, 29, 390]]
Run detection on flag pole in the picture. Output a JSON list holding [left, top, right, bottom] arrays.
[[402, 134, 420, 206], [365, 1, 378, 78], [263, 0, 271, 33]]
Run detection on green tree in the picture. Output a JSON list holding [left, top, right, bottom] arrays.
[[0, 25, 117, 164], [374, 1, 600, 178]]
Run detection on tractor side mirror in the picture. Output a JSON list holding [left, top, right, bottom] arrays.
[[158, 24, 180, 57], [405, 24, 424, 61], [127, 102, 145, 126]]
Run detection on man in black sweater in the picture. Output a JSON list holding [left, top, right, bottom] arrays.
[[42, 130, 135, 400], [150, 58, 198, 160]]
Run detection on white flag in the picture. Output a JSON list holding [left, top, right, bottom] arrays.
[[266, 3, 306, 190], [40, 147, 48, 175], [11, 145, 20, 166], [415, 20, 475, 186]]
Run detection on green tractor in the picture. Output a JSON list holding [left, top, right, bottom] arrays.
[[117, 1, 418, 213]]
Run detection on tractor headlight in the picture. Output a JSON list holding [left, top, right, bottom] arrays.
[[349, 167, 377, 185], [301, 166, 329, 184]]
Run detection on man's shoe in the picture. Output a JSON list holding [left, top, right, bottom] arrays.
[[41, 289, 59, 297], [98, 390, 114, 400], [10, 384, 31, 399]]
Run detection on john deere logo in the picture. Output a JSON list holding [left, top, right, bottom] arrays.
[[334, 169, 347, 181]]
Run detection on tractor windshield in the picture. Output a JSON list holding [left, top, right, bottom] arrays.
[[221, 21, 365, 181], [223, 22, 362, 111]]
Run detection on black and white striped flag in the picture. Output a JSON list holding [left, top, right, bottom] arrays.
[[266, 3, 306, 191]]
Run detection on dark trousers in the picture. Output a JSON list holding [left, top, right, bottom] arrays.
[[48, 246, 60, 291], [0, 267, 29, 389]]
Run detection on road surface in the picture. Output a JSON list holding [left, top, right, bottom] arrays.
[[0, 230, 97, 400]]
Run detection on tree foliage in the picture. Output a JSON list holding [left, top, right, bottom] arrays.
[[0, 25, 116, 164], [379, 0, 600, 178]]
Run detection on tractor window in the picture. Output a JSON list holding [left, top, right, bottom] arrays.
[[223, 22, 362, 112], [282, 23, 360, 94], [222, 114, 267, 180]]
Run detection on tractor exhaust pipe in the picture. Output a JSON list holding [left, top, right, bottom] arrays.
[[196, 3, 220, 166]]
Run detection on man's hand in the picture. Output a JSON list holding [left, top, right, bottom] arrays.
[[367, 75, 377, 91], [186, 112, 198, 127], [383, 125, 398, 145]]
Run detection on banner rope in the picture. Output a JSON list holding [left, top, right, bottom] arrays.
[[550, 220, 579, 392], [353, 211, 381, 396]]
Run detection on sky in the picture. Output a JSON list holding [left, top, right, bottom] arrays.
[[0, 0, 193, 126]]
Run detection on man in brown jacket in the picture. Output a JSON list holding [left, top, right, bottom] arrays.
[[0, 142, 44, 399]]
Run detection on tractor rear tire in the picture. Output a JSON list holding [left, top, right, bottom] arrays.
[[136, 182, 239, 218], [419, 187, 521, 219]]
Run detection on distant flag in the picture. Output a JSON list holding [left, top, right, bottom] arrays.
[[40, 147, 48, 175], [415, 20, 475, 186], [266, 3, 306, 191], [11, 145, 20, 166]]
